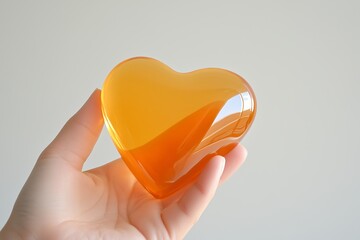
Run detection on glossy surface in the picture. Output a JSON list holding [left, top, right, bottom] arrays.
[[101, 57, 256, 198]]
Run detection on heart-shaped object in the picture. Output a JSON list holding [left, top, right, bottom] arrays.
[[101, 57, 256, 198]]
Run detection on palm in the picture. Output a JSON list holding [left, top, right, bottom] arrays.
[[17, 154, 235, 240], [65, 159, 173, 239], [47, 158, 169, 239], [3, 90, 247, 240], [14, 156, 168, 239]]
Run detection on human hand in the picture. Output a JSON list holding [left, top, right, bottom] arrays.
[[0, 89, 247, 240]]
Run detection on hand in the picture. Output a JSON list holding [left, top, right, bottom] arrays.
[[0, 89, 247, 240]]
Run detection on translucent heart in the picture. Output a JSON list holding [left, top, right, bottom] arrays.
[[101, 57, 256, 198]]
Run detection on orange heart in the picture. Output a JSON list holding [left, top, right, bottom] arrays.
[[101, 57, 256, 198]]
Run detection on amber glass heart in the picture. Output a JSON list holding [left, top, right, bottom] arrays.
[[101, 57, 256, 198]]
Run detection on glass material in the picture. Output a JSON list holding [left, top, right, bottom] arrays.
[[101, 57, 256, 198]]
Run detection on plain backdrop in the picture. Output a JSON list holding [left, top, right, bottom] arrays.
[[1, 1, 359, 239]]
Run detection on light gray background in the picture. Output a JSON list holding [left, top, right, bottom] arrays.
[[1, 1, 359, 239]]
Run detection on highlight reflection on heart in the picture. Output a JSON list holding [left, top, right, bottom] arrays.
[[101, 57, 256, 198]]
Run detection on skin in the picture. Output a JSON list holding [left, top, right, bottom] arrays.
[[0, 89, 247, 240]]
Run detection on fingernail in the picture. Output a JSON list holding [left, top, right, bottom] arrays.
[[218, 156, 226, 174]]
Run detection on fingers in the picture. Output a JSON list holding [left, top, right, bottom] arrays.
[[39, 89, 104, 170], [220, 144, 248, 184], [161, 156, 225, 239]]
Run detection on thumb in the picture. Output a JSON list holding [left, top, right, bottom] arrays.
[[39, 89, 104, 170]]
